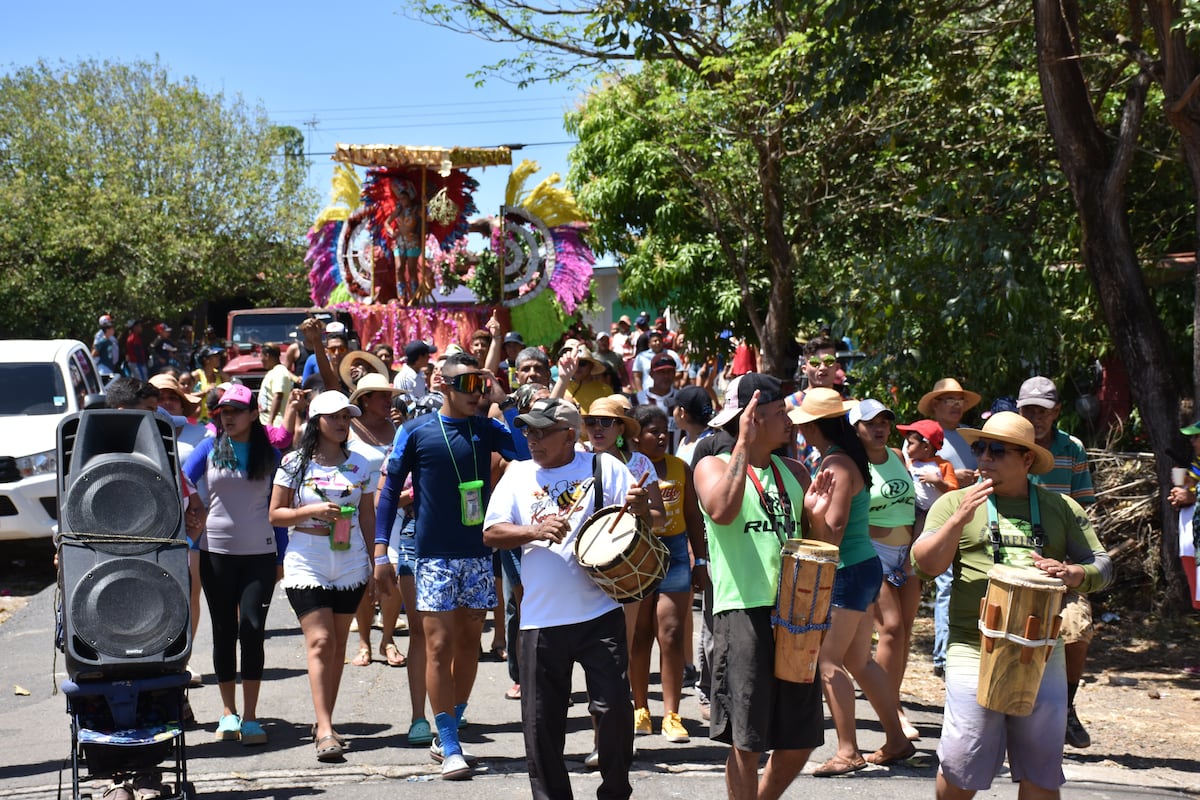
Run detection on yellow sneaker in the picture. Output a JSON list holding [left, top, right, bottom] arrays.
[[661, 711, 689, 743], [634, 707, 652, 736]]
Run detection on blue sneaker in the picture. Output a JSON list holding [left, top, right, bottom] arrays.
[[215, 714, 241, 741], [240, 719, 267, 746]]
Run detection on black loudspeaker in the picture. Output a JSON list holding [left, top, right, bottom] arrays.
[[55, 410, 191, 680], [58, 539, 192, 680]]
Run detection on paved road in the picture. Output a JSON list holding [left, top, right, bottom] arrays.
[[1, 582, 1196, 799]]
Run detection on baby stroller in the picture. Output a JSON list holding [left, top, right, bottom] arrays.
[[62, 673, 195, 800]]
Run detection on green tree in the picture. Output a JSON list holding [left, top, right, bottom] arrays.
[[0, 58, 316, 339]]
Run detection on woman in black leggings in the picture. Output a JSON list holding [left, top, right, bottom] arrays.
[[182, 384, 283, 746]]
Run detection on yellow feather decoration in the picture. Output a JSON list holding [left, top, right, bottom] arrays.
[[314, 165, 362, 227]]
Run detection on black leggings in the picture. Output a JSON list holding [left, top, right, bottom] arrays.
[[199, 550, 277, 684]]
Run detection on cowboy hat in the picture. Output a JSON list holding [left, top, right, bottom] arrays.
[[917, 378, 982, 417], [586, 395, 641, 439], [787, 387, 857, 425], [148, 373, 200, 417], [338, 350, 389, 391], [348, 372, 403, 405], [958, 412, 1055, 474]]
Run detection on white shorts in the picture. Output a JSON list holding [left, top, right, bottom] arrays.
[[281, 530, 370, 591]]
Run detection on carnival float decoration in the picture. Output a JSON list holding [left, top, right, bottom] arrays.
[[304, 145, 596, 350]]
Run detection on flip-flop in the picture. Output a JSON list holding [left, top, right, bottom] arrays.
[[316, 734, 344, 762], [382, 642, 407, 667], [504, 683, 522, 700], [350, 645, 371, 667], [812, 754, 868, 777], [864, 742, 917, 766]]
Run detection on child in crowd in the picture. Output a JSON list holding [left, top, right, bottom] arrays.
[[896, 419, 958, 534]]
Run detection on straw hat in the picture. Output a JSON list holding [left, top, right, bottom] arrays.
[[574, 344, 610, 374], [348, 372, 402, 405], [958, 412, 1054, 474], [917, 378, 982, 417], [149, 373, 200, 417], [787, 388, 856, 425], [586, 394, 641, 439], [338, 350, 389, 390]]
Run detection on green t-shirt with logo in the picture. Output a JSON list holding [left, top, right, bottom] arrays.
[[703, 454, 806, 615], [916, 483, 1106, 650]]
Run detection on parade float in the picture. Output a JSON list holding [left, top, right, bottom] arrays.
[[304, 144, 596, 354]]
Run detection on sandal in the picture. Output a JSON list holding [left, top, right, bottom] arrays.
[[407, 717, 433, 746], [864, 742, 916, 766], [490, 644, 508, 662], [382, 642, 407, 667], [812, 754, 867, 777], [315, 734, 344, 762], [310, 725, 346, 746], [504, 683, 522, 700], [350, 645, 371, 667]]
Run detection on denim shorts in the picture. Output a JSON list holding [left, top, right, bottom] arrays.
[[656, 532, 692, 594], [415, 556, 496, 612], [831, 556, 883, 612], [387, 516, 417, 578]]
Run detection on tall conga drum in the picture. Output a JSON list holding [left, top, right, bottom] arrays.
[[977, 564, 1066, 716], [772, 539, 839, 683]]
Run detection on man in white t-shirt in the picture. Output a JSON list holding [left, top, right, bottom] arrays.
[[484, 398, 650, 800], [258, 343, 294, 426], [394, 340, 436, 401]]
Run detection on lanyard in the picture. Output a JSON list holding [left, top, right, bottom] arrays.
[[745, 457, 795, 545], [438, 415, 479, 485], [985, 478, 1045, 564]]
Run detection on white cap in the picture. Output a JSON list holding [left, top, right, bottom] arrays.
[[309, 390, 361, 418], [325, 321, 347, 336], [848, 398, 894, 426]]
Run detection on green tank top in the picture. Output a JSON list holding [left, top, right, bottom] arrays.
[[703, 454, 806, 615], [817, 446, 876, 568], [867, 448, 916, 528]]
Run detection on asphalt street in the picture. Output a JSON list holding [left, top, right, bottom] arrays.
[[0, 581, 1195, 799]]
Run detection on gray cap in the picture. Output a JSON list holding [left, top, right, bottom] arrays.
[[514, 398, 582, 430], [848, 398, 894, 426], [1017, 376, 1059, 409]]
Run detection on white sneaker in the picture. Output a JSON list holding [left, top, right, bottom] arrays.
[[430, 736, 479, 766], [440, 753, 472, 780]]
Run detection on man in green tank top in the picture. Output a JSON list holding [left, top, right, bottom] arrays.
[[694, 373, 835, 800]]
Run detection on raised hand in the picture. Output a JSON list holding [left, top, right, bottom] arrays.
[[803, 467, 837, 520]]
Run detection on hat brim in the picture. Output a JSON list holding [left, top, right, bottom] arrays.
[[958, 427, 1055, 474], [348, 383, 403, 405], [917, 388, 982, 417], [787, 400, 856, 426], [1016, 397, 1057, 409], [514, 413, 559, 429], [338, 351, 389, 390], [1182, 425, 1200, 436], [583, 410, 641, 439]]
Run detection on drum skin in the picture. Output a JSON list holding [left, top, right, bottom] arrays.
[[575, 505, 667, 603]]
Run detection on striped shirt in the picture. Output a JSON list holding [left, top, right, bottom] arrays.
[[1030, 428, 1095, 505]]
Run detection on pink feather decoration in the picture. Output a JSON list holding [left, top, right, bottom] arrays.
[[548, 222, 595, 315], [306, 221, 342, 307]]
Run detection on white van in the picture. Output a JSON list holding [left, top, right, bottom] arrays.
[[0, 340, 102, 541]]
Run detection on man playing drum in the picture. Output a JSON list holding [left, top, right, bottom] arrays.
[[483, 398, 650, 800], [910, 412, 1112, 800], [693, 374, 835, 800]]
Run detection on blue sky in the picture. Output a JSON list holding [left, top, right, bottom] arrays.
[[4, 1, 583, 217]]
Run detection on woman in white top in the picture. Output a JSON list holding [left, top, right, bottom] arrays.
[[269, 391, 376, 762]]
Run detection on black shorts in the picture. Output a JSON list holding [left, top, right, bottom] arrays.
[[711, 606, 824, 753], [286, 583, 366, 618]]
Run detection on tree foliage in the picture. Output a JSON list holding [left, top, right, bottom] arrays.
[[0, 58, 316, 339]]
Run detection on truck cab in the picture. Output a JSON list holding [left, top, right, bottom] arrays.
[[222, 308, 357, 390]]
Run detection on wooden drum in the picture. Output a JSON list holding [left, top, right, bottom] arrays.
[[772, 539, 840, 683], [976, 564, 1066, 716], [574, 505, 667, 603]]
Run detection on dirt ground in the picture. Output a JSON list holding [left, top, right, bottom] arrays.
[[5, 540, 1199, 773]]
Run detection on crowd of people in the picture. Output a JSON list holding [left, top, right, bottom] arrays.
[[86, 307, 1117, 800]]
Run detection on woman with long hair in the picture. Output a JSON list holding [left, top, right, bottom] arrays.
[[627, 404, 706, 744], [269, 391, 376, 762], [182, 383, 282, 746], [789, 388, 914, 776], [851, 399, 922, 742]]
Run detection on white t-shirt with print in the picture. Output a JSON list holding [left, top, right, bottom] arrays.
[[485, 450, 634, 629]]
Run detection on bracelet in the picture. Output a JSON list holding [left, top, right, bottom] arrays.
[[694, 558, 708, 567], [374, 555, 390, 565]]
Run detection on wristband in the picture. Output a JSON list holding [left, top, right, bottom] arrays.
[[694, 558, 708, 567], [374, 555, 391, 565]]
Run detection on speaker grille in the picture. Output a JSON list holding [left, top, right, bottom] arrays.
[[69, 558, 189, 659], [63, 453, 181, 540]]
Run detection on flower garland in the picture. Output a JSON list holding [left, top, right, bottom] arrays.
[[338, 302, 491, 357]]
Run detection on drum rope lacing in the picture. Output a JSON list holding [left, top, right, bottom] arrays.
[[977, 580, 1062, 649], [770, 557, 834, 635]]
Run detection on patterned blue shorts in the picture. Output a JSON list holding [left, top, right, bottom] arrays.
[[415, 556, 496, 612]]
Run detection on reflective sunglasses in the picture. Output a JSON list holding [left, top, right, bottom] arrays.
[[521, 425, 570, 441], [969, 440, 1026, 459], [447, 372, 486, 395], [807, 354, 838, 368], [582, 416, 617, 428]]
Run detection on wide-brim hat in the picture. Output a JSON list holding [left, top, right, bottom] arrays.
[[788, 387, 856, 425], [917, 378, 982, 417], [575, 344, 609, 374], [338, 350, 389, 390], [148, 373, 200, 417], [958, 411, 1054, 474], [586, 395, 641, 439], [349, 372, 403, 405]]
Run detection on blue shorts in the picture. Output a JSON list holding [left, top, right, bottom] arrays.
[[415, 556, 496, 612], [656, 532, 692, 594], [831, 556, 883, 612]]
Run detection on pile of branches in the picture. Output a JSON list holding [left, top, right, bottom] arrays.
[[1086, 449, 1171, 612]]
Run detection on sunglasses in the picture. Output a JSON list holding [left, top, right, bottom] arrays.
[[969, 440, 1027, 459], [582, 416, 617, 428], [807, 355, 838, 368], [521, 426, 571, 441], [447, 372, 486, 395], [326, 344, 348, 355]]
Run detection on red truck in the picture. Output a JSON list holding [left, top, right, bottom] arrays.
[[222, 307, 357, 390]]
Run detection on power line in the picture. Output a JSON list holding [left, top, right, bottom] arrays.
[[268, 96, 576, 114], [299, 116, 566, 134]]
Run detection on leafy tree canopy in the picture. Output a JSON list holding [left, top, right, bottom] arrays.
[[0, 58, 316, 339]]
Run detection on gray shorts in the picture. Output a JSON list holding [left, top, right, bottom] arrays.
[[938, 642, 1067, 791], [710, 607, 824, 753]]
